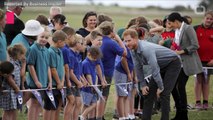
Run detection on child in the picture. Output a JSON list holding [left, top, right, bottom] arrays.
[[47, 30, 66, 120], [96, 21, 127, 120], [66, 34, 86, 120], [1, 44, 26, 120], [61, 26, 76, 120], [80, 46, 102, 120], [87, 30, 107, 119], [90, 30, 107, 88], [26, 26, 52, 120]]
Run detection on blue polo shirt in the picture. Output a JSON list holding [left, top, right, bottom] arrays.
[[95, 59, 104, 83], [68, 48, 80, 84], [48, 46, 64, 87], [27, 43, 49, 88], [82, 57, 96, 93], [100, 36, 124, 77], [11, 33, 34, 56], [60, 44, 70, 65], [115, 46, 134, 74], [0, 32, 7, 61]]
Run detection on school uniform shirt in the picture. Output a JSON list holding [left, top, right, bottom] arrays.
[[87, 46, 105, 83], [48, 46, 64, 87], [27, 43, 49, 88], [131, 40, 178, 90], [0, 32, 7, 61], [68, 48, 81, 84], [60, 44, 70, 65], [82, 57, 97, 93], [11, 33, 34, 56], [115, 46, 134, 74], [100, 36, 124, 78], [194, 24, 213, 62]]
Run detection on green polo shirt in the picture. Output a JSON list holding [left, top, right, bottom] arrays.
[[48, 46, 64, 87], [27, 43, 49, 88]]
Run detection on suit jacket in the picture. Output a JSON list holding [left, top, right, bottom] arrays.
[[178, 22, 203, 76], [3, 13, 25, 46]]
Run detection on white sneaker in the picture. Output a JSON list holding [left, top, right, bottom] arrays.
[[79, 115, 85, 120]]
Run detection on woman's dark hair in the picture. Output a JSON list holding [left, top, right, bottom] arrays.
[[51, 14, 67, 26], [167, 12, 183, 22], [82, 11, 97, 28], [163, 16, 168, 28]]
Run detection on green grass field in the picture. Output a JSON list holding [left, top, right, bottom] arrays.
[[2, 4, 213, 120]]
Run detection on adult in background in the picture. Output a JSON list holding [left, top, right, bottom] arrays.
[[167, 12, 203, 120], [51, 14, 67, 33], [123, 29, 181, 120], [77, 11, 97, 39], [76, 11, 97, 60], [48, 6, 62, 31], [4, 6, 24, 46], [194, 11, 213, 110]]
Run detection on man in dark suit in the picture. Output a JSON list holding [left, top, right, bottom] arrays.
[[3, 6, 24, 46]]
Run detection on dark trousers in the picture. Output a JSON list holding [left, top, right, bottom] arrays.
[[134, 91, 144, 110], [172, 69, 189, 111], [142, 58, 181, 120]]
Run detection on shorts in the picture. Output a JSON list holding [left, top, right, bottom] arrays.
[[43, 89, 62, 110], [81, 91, 97, 106], [101, 76, 112, 97], [70, 82, 81, 97], [201, 62, 213, 74], [66, 87, 73, 96], [113, 70, 128, 97]]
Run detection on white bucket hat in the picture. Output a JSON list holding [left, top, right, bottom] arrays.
[[22, 20, 44, 36]]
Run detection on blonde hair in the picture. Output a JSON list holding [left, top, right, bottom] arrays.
[[42, 25, 51, 35], [8, 44, 26, 60], [67, 34, 84, 47]]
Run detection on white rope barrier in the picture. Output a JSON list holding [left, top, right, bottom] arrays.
[[2, 81, 135, 93]]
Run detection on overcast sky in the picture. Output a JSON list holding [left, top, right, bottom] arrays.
[[66, 0, 201, 9]]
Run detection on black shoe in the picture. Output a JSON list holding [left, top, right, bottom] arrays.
[[112, 114, 119, 119]]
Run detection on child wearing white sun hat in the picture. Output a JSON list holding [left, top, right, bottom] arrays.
[[11, 19, 44, 55]]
